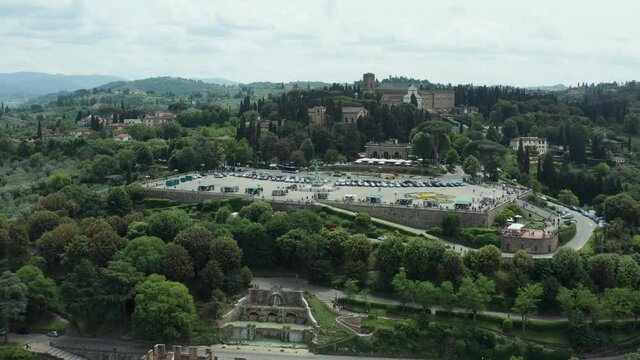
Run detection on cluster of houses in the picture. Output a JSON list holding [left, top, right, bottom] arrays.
[[25, 111, 177, 142]]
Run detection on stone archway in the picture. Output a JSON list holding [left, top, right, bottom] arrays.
[[394, 152, 401, 159], [383, 151, 389, 159], [372, 151, 379, 158], [267, 312, 278, 322], [285, 313, 297, 324], [248, 312, 259, 321], [269, 294, 283, 306]]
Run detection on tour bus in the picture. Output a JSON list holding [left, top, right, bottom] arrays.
[[315, 192, 329, 200], [344, 194, 357, 202], [271, 188, 288, 196], [197, 184, 215, 191], [221, 185, 239, 193], [278, 164, 300, 173], [245, 185, 263, 195]]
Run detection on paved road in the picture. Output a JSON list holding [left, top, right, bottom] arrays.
[[211, 346, 424, 360], [557, 205, 597, 251], [8, 333, 420, 360]]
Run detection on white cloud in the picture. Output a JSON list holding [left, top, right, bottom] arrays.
[[0, 0, 638, 86]]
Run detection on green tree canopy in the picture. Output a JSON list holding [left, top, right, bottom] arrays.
[[114, 236, 167, 275], [174, 226, 215, 275], [15, 265, 58, 313], [148, 209, 191, 242], [161, 243, 194, 282], [457, 275, 495, 322], [0, 271, 28, 343], [133, 274, 196, 340], [512, 282, 543, 332]]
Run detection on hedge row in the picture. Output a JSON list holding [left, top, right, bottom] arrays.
[[558, 223, 577, 245], [457, 227, 501, 248]]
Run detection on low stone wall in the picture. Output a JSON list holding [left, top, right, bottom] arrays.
[[145, 188, 519, 230], [57, 346, 143, 360], [220, 295, 248, 325], [222, 326, 312, 343], [144, 189, 316, 212]]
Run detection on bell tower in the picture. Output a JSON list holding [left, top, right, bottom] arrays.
[[363, 72, 375, 95]]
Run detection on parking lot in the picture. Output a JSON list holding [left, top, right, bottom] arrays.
[[147, 169, 521, 212]]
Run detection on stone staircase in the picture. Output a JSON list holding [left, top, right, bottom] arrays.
[[27, 342, 88, 360]]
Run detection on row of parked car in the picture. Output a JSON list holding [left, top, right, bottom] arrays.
[[334, 179, 464, 188], [558, 205, 606, 225], [228, 171, 466, 189], [230, 172, 318, 184]]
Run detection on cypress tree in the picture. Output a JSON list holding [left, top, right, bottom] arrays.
[[37, 118, 42, 139]]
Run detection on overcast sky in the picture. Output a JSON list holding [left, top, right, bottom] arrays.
[[1, 0, 638, 86]]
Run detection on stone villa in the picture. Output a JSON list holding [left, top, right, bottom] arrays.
[[365, 139, 412, 159], [362, 73, 455, 111], [509, 137, 548, 155]]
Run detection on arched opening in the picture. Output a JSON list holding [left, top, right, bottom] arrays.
[[269, 294, 283, 306], [285, 313, 297, 324], [383, 152, 389, 159], [267, 312, 278, 322], [372, 151, 379, 158], [394, 152, 401, 159], [248, 312, 259, 321]]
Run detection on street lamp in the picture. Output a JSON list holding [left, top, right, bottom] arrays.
[[394, 191, 398, 204]]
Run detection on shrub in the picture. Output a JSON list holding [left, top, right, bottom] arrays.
[[502, 318, 513, 333]]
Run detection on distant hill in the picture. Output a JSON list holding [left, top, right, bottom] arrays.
[[526, 84, 568, 92], [97, 76, 226, 94], [246, 81, 332, 89], [199, 77, 239, 86], [0, 72, 124, 96]]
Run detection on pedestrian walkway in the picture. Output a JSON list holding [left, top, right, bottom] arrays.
[[253, 277, 565, 322], [24, 336, 88, 360]]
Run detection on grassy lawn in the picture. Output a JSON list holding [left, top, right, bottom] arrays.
[[523, 219, 545, 229], [305, 293, 350, 345], [189, 318, 221, 345]]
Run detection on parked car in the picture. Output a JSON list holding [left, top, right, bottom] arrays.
[[377, 236, 387, 241], [47, 330, 60, 337], [561, 213, 574, 219]]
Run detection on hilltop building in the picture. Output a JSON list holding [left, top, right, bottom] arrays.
[[362, 73, 455, 111], [365, 139, 412, 159], [509, 137, 548, 155], [342, 107, 367, 124], [308, 106, 326, 126]]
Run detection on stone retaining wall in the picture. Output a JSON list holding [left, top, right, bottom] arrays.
[[317, 200, 513, 229], [145, 188, 512, 230]]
